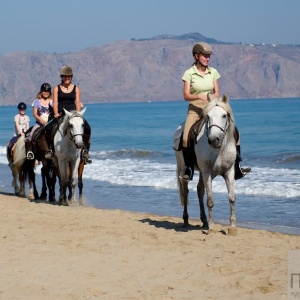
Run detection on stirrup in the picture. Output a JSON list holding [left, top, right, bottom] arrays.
[[26, 151, 34, 160], [179, 167, 192, 182], [45, 150, 53, 159], [82, 149, 90, 160], [84, 159, 92, 165], [235, 165, 251, 180], [242, 167, 251, 174]]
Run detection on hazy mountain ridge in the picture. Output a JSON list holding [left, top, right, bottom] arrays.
[[0, 33, 300, 106]]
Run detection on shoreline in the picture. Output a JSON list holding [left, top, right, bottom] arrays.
[[1, 161, 300, 236], [1, 192, 300, 299]]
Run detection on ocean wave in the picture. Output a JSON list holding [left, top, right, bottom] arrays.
[[1, 147, 299, 199], [275, 153, 300, 164], [82, 158, 300, 199], [108, 148, 161, 159]]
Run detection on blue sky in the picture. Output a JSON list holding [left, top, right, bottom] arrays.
[[0, 0, 299, 56]]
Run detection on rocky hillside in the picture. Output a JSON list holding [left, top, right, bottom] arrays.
[[0, 33, 299, 105]]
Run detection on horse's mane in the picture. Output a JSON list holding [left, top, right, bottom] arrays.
[[202, 95, 235, 138]]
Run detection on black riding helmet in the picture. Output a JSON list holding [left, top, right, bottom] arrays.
[[40, 82, 51, 92], [17, 102, 27, 110]]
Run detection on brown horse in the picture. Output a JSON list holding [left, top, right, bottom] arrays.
[[29, 127, 57, 202]]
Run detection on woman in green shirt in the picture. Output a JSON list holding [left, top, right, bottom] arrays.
[[180, 42, 250, 181]]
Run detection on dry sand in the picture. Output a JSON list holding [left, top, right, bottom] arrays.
[[0, 192, 299, 300]]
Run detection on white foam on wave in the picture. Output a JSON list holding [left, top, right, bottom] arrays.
[[1, 146, 299, 199], [83, 158, 300, 199]]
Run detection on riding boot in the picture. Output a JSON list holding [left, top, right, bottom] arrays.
[[83, 122, 92, 164], [25, 140, 34, 160], [45, 149, 54, 160], [44, 119, 56, 160], [43, 135, 53, 160], [82, 148, 92, 164], [234, 145, 251, 180], [179, 147, 194, 181]]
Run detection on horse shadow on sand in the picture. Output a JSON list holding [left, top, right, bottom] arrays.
[[139, 218, 227, 235], [0, 191, 62, 206]]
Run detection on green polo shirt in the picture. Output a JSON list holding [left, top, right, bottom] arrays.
[[182, 65, 220, 96]]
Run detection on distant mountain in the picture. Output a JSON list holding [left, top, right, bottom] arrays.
[[132, 32, 226, 44], [0, 33, 300, 106]]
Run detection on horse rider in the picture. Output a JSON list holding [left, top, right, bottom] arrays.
[[7, 102, 30, 161], [181, 42, 251, 181], [25, 83, 53, 161], [44, 65, 91, 164]]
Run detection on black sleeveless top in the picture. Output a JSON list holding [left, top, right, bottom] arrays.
[[57, 84, 76, 112]]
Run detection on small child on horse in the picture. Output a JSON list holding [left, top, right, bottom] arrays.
[[7, 102, 30, 163]]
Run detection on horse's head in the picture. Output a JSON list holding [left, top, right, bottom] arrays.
[[203, 95, 235, 148], [64, 108, 86, 149]]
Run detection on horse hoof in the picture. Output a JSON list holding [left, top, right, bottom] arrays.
[[201, 220, 209, 229], [228, 227, 237, 236], [40, 194, 47, 200]]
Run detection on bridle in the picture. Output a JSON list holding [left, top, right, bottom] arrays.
[[205, 105, 233, 140], [206, 114, 230, 137], [67, 114, 85, 143]]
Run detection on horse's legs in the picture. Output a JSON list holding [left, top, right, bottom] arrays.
[[203, 174, 214, 229], [27, 161, 39, 199], [78, 159, 84, 204], [60, 181, 68, 205], [197, 173, 208, 228], [58, 162, 68, 205], [18, 170, 26, 198], [224, 171, 236, 227], [181, 180, 189, 225], [46, 163, 57, 202], [11, 168, 20, 195], [68, 160, 80, 204], [40, 166, 48, 200], [176, 153, 190, 226]]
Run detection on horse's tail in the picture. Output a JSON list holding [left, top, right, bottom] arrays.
[[176, 159, 189, 207], [20, 159, 35, 186], [20, 160, 29, 184]]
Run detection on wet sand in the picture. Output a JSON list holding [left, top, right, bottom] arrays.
[[0, 193, 299, 299]]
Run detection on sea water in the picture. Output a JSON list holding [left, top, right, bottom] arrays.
[[0, 98, 299, 234]]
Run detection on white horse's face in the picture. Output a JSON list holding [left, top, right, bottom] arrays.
[[68, 116, 85, 148], [64, 108, 86, 149], [206, 105, 229, 148]]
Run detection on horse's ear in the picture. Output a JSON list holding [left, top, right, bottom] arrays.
[[222, 95, 228, 104], [79, 107, 86, 116], [64, 108, 72, 118]]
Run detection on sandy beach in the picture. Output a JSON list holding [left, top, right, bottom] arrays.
[[0, 192, 299, 299]]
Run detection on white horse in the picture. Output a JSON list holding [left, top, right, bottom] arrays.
[[6, 136, 37, 200], [53, 108, 86, 206], [174, 95, 237, 231]]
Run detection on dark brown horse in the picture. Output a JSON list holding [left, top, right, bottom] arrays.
[[29, 127, 57, 202]]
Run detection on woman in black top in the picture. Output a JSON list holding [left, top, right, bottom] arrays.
[[45, 65, 91, 163]]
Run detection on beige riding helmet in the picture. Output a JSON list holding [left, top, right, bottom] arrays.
[[60, 65, 73, 76], [192, 42, 213, 55]]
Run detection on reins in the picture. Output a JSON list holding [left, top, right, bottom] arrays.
[[204, 103, 234, 140], [206, 114, 230, 137], [68, 114, 85, 142], [58, 113, 85, 142]]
